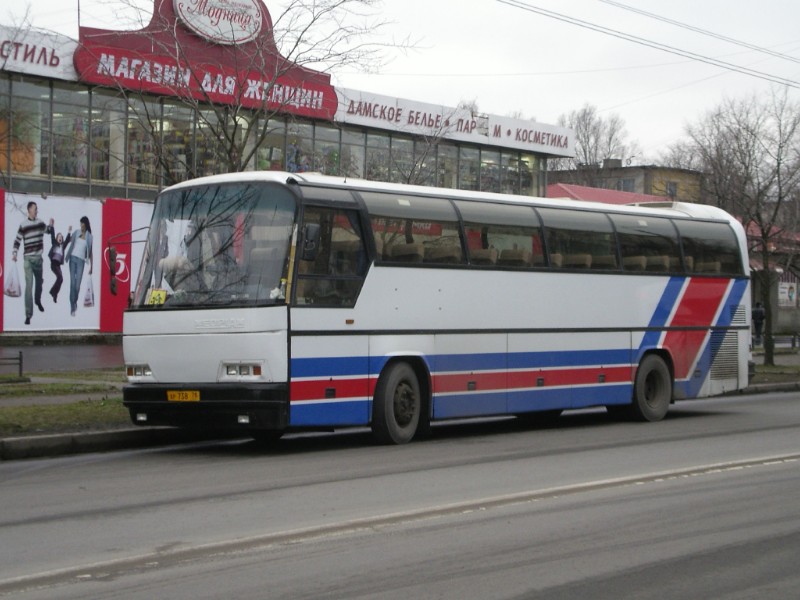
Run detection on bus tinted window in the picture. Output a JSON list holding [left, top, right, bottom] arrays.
[[455, 201, 543, 267], [295, 206, 366, 306], [675, 220, 744, 275], [537, 208, 617, 270], [610, 214, 680, 273], [361, 192, 464, 265]]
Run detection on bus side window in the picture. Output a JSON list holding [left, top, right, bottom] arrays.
[[363, 192, 463, 265], [675, 220, 743, 276], [295, 206, 367, 307], [455, 201, 543, 268], [537, 208, 617, 270], [610, 214, 680, 273]]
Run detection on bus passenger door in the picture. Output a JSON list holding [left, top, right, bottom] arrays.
[[289, 205, 371, 427]]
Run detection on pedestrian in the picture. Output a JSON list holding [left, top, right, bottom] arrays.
[[64, 216, 93, 317], [12, 201, 46, 325], [752, 302, 765, 345]]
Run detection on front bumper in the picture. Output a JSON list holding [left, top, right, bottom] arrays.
[[123, 383, 289, 430]]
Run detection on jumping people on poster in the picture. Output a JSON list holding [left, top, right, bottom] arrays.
[[64, 216, 93, 317], [45, 219, 72, 304], [12, 201, 46, 325]]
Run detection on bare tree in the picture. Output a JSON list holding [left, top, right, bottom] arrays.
[[71, 0, 409, 186], [550, 103, 640, 185], [684, 89, 800, 365]]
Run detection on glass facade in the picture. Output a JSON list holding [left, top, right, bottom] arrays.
[[1, 74, 549, 201]]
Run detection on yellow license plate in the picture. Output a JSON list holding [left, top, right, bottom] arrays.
[[167, 390, 200, 402]]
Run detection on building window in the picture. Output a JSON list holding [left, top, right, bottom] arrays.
[[127, 98, 160, 186], [4, 78, 49, 180], [666, 181, 678, 198], [365, 132, 389, 181], [340, 127, 365, 179], [313, 122, 340, 175], [52, 83, 90, 181], [436, 142, 457, 189], [389, 135, 414, 184], [519, 154, 538, 196], [480, 149, 500, 192], [617, 178, 635, 192], [255, 117, 286, 171], [459, 146, 479, 191], [286, 120, 312, 173], [161, 101, 194, 184], [500, 151, 519, 195], [412, 139, 437, 187]]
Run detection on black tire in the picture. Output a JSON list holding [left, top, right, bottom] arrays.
[[372, 362, 422, 444], [630, 354, 672, 422]]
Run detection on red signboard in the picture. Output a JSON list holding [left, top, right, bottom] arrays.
[[100, 198, 134, 333], [73, 0, 337, 120]]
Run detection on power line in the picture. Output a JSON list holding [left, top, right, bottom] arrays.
[[495, 0, 800, 89], [598, 0, 800, 65]]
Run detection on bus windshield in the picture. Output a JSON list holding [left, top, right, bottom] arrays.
[[131, 182, 296, 309]]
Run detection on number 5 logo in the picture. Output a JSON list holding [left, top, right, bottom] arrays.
[[104, 247, 130, 283]]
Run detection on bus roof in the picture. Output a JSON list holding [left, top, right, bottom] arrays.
[[161, 170, 738, 225]]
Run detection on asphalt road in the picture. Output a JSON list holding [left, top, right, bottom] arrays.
[[1, 390, 799, 599]]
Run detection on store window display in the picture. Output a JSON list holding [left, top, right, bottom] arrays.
[[255, 118, 286, 171], [313, 123, 340, 175], [3, 79, 49, 178], [340, 129, 365, 179], [91, 90, 127, 184], [162, 102, 194, 184], [52, 83, 90, 180], [127, 98, 160, 186]]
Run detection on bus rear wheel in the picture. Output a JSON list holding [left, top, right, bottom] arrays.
[[630, 354, 672, 422], [372, 362, 421, 444]]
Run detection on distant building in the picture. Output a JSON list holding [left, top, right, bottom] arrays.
[[548, 159, 703, 204]]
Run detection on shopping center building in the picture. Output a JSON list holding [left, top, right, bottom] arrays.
[[0, 0, 574, 333]]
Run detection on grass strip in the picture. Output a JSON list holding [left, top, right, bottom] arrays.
[[0, 398, 129, 437], [0, 382, 121, 398]]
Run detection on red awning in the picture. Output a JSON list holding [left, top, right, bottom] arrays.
[[546, 183, 668, 205]]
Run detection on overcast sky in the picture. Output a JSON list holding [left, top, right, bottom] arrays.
[[7, 0, 800, 162]]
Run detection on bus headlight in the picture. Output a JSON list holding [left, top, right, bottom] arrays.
[[126, 364, 153, 379], [221, 362, 264, 381]]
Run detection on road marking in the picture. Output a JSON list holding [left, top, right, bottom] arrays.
[[2, 453, 798, 594]]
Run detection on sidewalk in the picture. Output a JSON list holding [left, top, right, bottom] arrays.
[[1, 350, 799, 461]]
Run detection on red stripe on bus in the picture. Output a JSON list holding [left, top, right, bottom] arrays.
[[291, 378, 371, 402], [663, 277, 730, 379]]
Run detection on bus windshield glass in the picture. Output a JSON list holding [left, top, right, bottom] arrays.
[[131, 182, 296, 309]]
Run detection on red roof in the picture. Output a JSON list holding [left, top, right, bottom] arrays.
[[546, 183, 668, 205]]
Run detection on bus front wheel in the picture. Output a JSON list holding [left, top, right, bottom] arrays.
[[631, 354, 672, 422], [372, 362, 421, 444]]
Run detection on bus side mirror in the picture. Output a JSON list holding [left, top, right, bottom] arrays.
[[301, 223, 321, 262], [109, 246, 118, 295]]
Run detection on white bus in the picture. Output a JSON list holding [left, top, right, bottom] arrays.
[[121, 171, 751, 444]]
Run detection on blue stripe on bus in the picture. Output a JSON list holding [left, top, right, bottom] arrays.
[[506, 349, 631, 370], [433, 382, 635, 420], [290, 400, 371, 426], [433, 391, 507, 419], [638, 276, 686, 351], [293, 348, 633, 379], [291, 355, 370, 378]]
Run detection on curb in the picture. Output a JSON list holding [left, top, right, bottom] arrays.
[[0, 427, 229, 461], [2, 383, 799, 461]]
